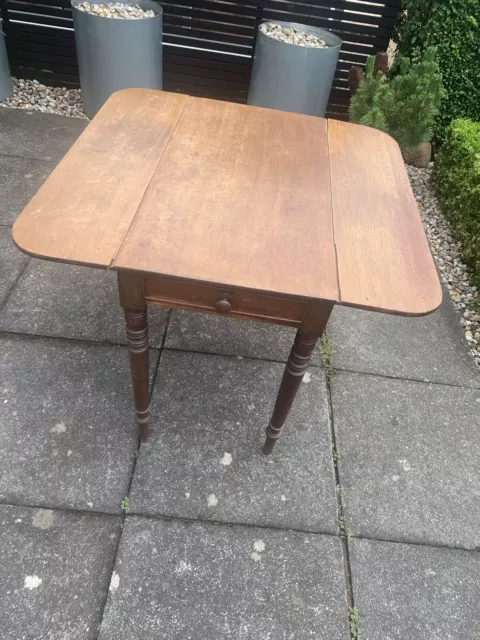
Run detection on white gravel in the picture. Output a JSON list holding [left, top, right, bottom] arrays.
[[1, 78, 477, 368], [0, 78, 87, 119], [408, 165, 480, 367], [260, 23, 327, 48], [76, 2, 155, 19]]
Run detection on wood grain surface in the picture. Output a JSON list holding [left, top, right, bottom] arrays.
[[12, 89, 441, 317], [12, 89, 187, 267], [113, 97, 339, 301], [328, 119, 442, 316]]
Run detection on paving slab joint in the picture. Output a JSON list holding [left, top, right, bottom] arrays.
[[0, 256, 30, 315], [331, 364, 480, 392], [319, 332, 332, 370], [93, 311, 170, 639], [323, 335, 357, 618], [348, 606, 359, 640]]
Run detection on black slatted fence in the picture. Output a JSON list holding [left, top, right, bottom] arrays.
[[0, 0, 401, 118]]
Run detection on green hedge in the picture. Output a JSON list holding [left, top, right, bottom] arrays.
[[433, 120, 480, 285], [394, 0, 480, 141]]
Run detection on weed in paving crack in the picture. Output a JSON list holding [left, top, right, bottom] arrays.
[[320, 333, 332, 367], [337, 516, 349, 539], [348, 607, 359, 640]]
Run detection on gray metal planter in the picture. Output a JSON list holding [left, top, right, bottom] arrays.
[[248, 22, 341, 117], [71, 0, 162, 118], [0, 27, 13, 102]]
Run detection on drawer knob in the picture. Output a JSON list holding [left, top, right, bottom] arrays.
[[216, 296, 232, 313]]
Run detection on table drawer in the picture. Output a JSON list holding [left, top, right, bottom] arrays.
[[145, 277, 306, 326]]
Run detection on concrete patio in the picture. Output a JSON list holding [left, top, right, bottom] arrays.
[[1, 108, 479, 639]]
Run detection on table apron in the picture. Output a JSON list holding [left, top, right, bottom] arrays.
[[144, 276, 306, 327]]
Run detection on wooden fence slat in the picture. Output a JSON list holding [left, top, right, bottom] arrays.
[[0, 0, 400, 118]]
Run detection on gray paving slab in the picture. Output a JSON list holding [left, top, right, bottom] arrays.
[[328, 288, 479, 387], [350, 538, 480, 640], [0, 504, 121, 640], [0, 107, 87, 162], [165, 309, 323, 365], [129, 350, 337, 533], [99, 517, 349, 640], [0, 226, 29, 308], [0, 155, 54, 226], [331, 371, 480, 549], [0, 335, 157, 512], [0, 260, 167, 346]]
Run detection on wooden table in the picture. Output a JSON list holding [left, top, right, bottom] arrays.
[[12, 89, 442, 454]]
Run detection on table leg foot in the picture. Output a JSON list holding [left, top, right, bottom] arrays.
[[263, 429, 278, 455], [124, 308, 149, 441]]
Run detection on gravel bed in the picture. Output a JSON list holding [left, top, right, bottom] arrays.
[[0, 78, 87, 119], [76, 2, 155, 18], [260, 23, 327, 48], [408, 165, 480, 367], [1, 78, 478, 368]]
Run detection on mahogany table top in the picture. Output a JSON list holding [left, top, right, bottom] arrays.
[[12, 88, 441, 316]]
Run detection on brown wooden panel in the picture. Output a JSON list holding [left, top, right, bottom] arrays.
[[160, 0, 399, 24], [12, 89, 188, 267], [328, 119, 442, 316], [7, 39, 77, 58], [8, 51, 78, 74], [163, 80, 247, 102], [163, 69, 248, 90], [7, 65, 79, 87], [114, 95, 339, 302], [2, 21, 76, 42], [144, 276, 306, 325], [164, 49, 251, 74]]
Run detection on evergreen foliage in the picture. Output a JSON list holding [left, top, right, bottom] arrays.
[[349, 47, 445, 158], [394, 0, 480, 141], [433, 119, 480, 285]]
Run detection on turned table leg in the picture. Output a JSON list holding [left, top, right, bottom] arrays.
[[124, 308, 149, 441], [263, 303, 333, 455]]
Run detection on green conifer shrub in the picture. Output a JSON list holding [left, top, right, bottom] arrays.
[[349, 47, 445, 160]]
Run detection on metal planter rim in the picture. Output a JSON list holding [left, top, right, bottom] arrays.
[[257, 21, 342, 50], [71, 0, 162, 21]]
